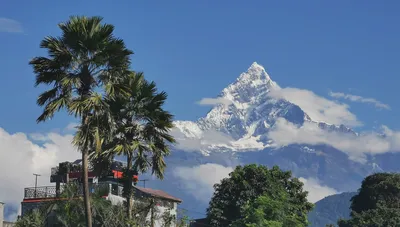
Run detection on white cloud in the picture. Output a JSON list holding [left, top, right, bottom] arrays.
[[269, 88, 361, 127], [0, 18, 23, 33], [268, 118, 400, 163], [197, 97, 233, 107], [173, 163, 233, 202], [29, 133, 50, 142], [0, 127, 80, 221], [65, 122, 79, 132], [299, 177, 338, 203], [174, 163, 337, 204], [329, 91, 390, 110], [170, 127, 233, 152]]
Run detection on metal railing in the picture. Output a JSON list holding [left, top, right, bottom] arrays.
[[24, 182, 124, 199], [24, 186, 59, 199]]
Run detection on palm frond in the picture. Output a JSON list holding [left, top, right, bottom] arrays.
[[101, 72, 175, 182], [37, 92, 72, 122], [151, 152, 167, 180], [33, 15, 133, 123], [36, 86, 60, 106], [30, 57, 68, 87], [132, 147, 151, 174]]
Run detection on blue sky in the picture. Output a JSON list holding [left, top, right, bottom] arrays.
[[1, 1, 399, 134]]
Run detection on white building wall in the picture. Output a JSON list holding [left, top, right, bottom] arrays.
[[106, 194, 178, 227], [104, 184, 179, 227], [107, 194, 125, 206], [0, 202, 4, 227], [148, 203, 178, 227]]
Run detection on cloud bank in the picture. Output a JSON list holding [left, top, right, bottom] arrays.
[[329, 91, 390, 110], [170, 126, 233, 152], [269, 87, 361, 127], [0, 127, 80, 221], [299, 177, 338, 203], [268, 118, 400, 163], [197, 97, 233, 107], [173, 163, 233, 202]]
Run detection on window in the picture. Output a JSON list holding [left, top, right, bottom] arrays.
[[111, 184, 119, 195]]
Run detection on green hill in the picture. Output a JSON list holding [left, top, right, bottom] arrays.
[[308, 192, 357, 227]]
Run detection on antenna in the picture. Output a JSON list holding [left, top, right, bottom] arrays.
[[33, 173, 41, 198], [139, 179, 149, 188]]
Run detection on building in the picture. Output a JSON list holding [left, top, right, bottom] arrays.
[[132, 186, 182, 227], [21, 159, 182, 227], [0, 202, 15, 227]]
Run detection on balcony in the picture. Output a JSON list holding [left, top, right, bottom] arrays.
[[23, 182, 124, 200]]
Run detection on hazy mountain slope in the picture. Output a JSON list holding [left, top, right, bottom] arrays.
[[308, 192, 357, 227]]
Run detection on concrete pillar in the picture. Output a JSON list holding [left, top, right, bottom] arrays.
[[0, 202, 4, 227]]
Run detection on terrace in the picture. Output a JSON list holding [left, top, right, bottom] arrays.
[[23, 182, 124, 200]]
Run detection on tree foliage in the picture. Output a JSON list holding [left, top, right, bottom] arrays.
[[30, 15, 133, 227], [337, 208, 400, 227], [350, 172, 400, 213], [175, 209, 191, 227], [338, 172, 400, 227], [103, 71, 175, 178], [206, 164, 313, 227], [15, 183, 158, 227], [231, 192, 306, 227], [15, 209, 45, 227], [91, 71, 175, 218]]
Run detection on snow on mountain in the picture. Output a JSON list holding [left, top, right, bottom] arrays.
[[173, 62, 353, 154], [158, 63, 400, 217]]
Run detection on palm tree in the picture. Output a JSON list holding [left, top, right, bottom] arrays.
[[30, 15, 133, 227], [102, 71, 175, 218]]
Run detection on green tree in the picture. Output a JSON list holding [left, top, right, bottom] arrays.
[[350, 172, 400, 213], [101, 72, 175, 218], [176, 209, 190, 227], [161, 209, 190, 227], [337, 208, 400, 227], [206, 164, 313, 227], [338, 172, 400, 227], [231, 192, 307, 227], [15, 209, 45, 227], [30, 15, 133, 227]]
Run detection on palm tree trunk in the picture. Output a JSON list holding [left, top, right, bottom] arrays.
[[82, 115, 93, 227], [82, 150, 92, 227], [150, 198, 155, 227], [126, 152, 134, 219]]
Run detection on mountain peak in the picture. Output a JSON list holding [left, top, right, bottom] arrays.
[[221, 62, 279, 101], [248, 61, 264, 71], [174, 62, 349, 154], [188, 62, 302, 142], [237, 62, 272, 83]]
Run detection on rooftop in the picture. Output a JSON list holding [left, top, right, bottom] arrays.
[[135, 186, 182, 203], [23, 183, 182, 204]]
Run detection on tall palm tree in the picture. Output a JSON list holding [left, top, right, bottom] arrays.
[[30, 16, 133, 227], [102, 71, 175, 218]]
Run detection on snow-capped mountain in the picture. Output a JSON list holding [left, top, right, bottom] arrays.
[[149, 62, 399, 221], [173, 62, 353, 154], [167, 62, 393, 192]]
